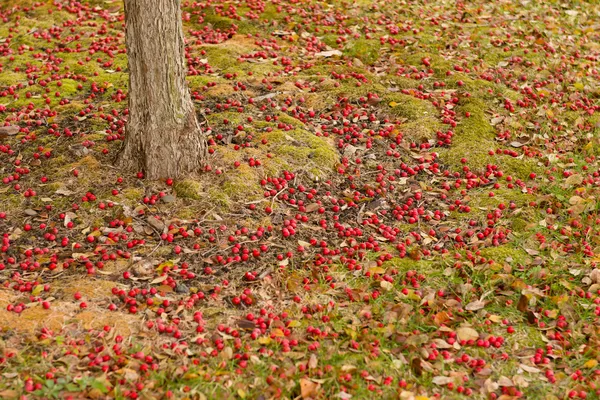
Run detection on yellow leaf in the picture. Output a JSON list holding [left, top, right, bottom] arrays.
[[389, 101, 398, 107], [345, 328, 357, 340], [31, 285, 44, 296], [584, 360, 598, 368], [551, 295, 568, 305], [258, 337, 272, 345], [272, 328, 284, 337]]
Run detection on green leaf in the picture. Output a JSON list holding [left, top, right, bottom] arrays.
[[91, 379, 109, 394], [32, 285, 44, 296]]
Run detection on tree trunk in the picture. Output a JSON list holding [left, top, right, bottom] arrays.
[[119, 0, 206, 179]]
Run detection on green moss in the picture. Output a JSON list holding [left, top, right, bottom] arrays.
[[53, 79, 80, 97], [446, 74, 498, 99], [0, 71, 26, 88], [388, 76, 422, 90], [386, 257, 436, 276], [206, 111, 246, 128], [199, 37, 278, 76], [343, 39, 381, 65], [460, 187, 533, 223], [207, 187, 232, 208], [511, 214, 535, 233], [174, 179, 203, 200], [221, 164, 260, 200], [383, 93, 436, 120], [258, 127, 338, 178], [400, 117, 443, 142], [401, 52, 451, 77], [44, 182, 62, 192], [187, 75, 224, 90], [500, 156, 543, 180], [478, 245, 528, 265], [49, 155, 67, 168], [275, 113, 305, 128], [438, 98, 495, 172], [121, 188, 144, 202], [439, 96, 542, 176], [176, 208, 196, 220], [82, 133, 108, 142], [312, 80, 387, 109], [200, 9, 244, 32], [321, 34, 339, 48]]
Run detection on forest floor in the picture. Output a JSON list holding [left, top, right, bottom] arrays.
[[1, 0, 600, 399]]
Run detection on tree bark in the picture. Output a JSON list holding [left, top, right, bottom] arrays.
[[119, 0, 206, 179]]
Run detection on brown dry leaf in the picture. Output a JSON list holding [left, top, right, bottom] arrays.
[[315, 49, 342, 57], [519, 364, 541, 373], [432, 376, 454, 385], [590, 269, 600, 283], [87, 388, 106, 399], [432, 338, 453, 349], [456, 326, 479, 341], [300, 378, 319, 398], [525, 311, 537, 325], [157, 284, 173, 293], [151, 275, 168, 284], [308, 353, 318, 369], [236, 320, 256, 330], [120, 368, 139, 381], [465, 300, 485, 311], [563, 174, 583, 187], [0, 125, 20, 135], [0, 389, 19, 399], [497, 376, 514, 387], [433, 311, 450, 325], [305, 203, 321, 213], [297, 240, 311, 248], [517, 294, 529, 312], [410, 357, 423, 376]]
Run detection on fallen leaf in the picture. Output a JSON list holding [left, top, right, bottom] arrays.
[[465, 300, 485, 311], [432, 376, 454, 385], [315, 50, 342, 57], [456, 326, 479, 341], [410, 357, 423, 376], [300, 378, 319, 398], [0, 125, 20, 135], [564, 174, 583, 187], [517, 294, 529, 313], [519, 364, 541, 373], [433, 311, 450, 325], [151, 275, 168, 284], [497, 376, 514, 387]]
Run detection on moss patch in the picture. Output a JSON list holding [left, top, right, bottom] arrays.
[[174, 179, 203, 200], [343, 38, 381, 65], [384, 93, 437, 120]]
